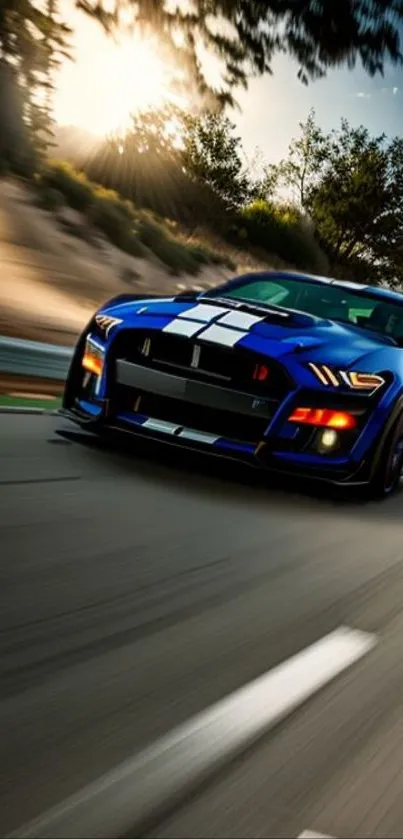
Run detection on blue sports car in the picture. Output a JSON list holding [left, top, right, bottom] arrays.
[[62, 270, 403, 497]]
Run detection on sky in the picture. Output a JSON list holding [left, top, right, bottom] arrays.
[[54, 2, 403, 165], [233, 55, 403, 164]]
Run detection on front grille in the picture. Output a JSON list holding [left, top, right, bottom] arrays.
[[110, 329, 293, 400], [114, 384, 270, 443]]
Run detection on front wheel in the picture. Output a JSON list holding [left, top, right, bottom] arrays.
[[367, 413, 403, 499]]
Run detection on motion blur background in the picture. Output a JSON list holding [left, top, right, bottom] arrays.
[[2, 2, 403, 837]]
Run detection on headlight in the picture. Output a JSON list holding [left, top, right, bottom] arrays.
[[94, 314, 122, 338], [82, 336, 105, 377], [308, 363, 385, 394]]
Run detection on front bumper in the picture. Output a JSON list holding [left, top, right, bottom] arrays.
[[63, 349, 393, 488], [60, 402, 370, 487]]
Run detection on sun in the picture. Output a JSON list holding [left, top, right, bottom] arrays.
[[94, 37, 179, 136], [54, 24, 187, 137]]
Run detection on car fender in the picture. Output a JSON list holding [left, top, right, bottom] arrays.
[[367, 393, 403, 482]]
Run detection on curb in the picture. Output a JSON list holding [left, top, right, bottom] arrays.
[[0, 407, 60, 415]]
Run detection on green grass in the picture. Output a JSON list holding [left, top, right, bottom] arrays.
[[0, 394, 61, 410]]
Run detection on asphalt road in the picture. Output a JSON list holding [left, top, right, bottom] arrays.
[[3, 413, 403, 837]]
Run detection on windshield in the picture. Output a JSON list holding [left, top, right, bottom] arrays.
[[210, 276, 403, 342]]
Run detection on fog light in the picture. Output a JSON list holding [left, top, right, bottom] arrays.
[[317, 428, 339, 454]]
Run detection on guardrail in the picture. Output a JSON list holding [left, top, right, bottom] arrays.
[[0, 335, 72, 381]]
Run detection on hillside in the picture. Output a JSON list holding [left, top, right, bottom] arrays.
[[0, 176, 269, 346]]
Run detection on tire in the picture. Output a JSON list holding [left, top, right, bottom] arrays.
[[367, 412, 403, 499]]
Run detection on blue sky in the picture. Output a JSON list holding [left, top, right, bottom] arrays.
[[233, 53, 403, 164]]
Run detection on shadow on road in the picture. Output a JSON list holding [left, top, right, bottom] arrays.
[[53, 420, 403, 521]]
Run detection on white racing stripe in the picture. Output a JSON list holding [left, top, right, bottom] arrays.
[[177, 303, 230, 322], [219, 310, 264, 329], [179, 428, 220, 444], [163, 304, 264, 343], [9, 626, 376, 839], [163, 319, 203, 337], [198, 323, 247, 347], [142, 418, 181, 435]]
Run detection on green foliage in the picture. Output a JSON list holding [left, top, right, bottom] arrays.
[[90, 195, 144, 256], [182, 113, 250, 209], [3, 0, 403, 186], [34, 104, 403, 288], [268, 109, 330, 208], [240, 199, 327, 272], [0, 0, 72, 161], [40, 160, 93, 210], [37, 186, 65, 211], [83, 108, 231, 233], [188, 241, 235, 270], [270, 113, 403, 285], [63, 107, 332, 273], [308, 121, 403, 271], [136, 212, 231, 275]]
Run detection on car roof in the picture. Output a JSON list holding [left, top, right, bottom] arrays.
[[232, 270, 403, 306]]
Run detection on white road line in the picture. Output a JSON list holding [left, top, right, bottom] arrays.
[[9, 627, 376, 839], [298, 831, 334, 838]]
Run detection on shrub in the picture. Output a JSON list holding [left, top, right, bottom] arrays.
[[137, 213, 231, 275], [238, 199, 328, 273], [41, 160, 93, 211], [90, 196, 144, 256], [0, 157, 9, 178], [137, 214, 194, 274], [92, 186, 135, 223], [187, 241, 235, 270], [37, 187, 65, 212], [35, 159, 231, 273]]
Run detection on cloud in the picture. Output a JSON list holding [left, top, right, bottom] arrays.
[[356, 92, 371, 98], [393, 86, 399, 95]]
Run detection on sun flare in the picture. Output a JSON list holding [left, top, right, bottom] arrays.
[[55, 26, 187, 137], [94, 39, 174, 136]]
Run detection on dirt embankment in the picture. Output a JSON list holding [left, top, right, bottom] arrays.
[[1, 178, 265, 346]]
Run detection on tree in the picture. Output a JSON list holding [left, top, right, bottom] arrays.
[[3, 1, 403, 173], [266, 109, 330, 207], [0, 0, 71, 167], [280, 117, 403, 283], [32, 0, 72, 153], [85, 107, 252, 222], [85, 105, 184, 215], [79, 0, 403, 108], [311, 121, 403, 274], [84, 106, 229, 228], [271, 112, 403, 284], [182, 112, 250, 208]]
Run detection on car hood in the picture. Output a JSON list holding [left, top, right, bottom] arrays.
[[104, 295, 398, 371]]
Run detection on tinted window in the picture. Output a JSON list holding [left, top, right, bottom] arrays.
[[212, 277, 403, 340]]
